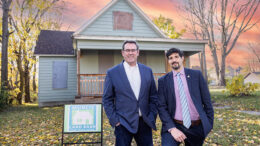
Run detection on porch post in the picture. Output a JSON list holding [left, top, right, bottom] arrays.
[[77, 49, 81, 96], [184, 54, 190, 68], [165, 50, 171, 73], [201, 46, 208, 83]]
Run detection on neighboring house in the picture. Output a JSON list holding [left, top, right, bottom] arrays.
[[244, 72, 260, 84], [34, 0, 208, 107]]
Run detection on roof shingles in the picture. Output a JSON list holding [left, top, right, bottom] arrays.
[[34, 30, 75, 55]]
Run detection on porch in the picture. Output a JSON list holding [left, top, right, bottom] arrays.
[[75, 73, 165, 103], [74, 37, 208, 103]]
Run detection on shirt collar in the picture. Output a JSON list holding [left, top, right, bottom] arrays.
[[172, 68, 185, 77], [123, 61, 138, 69]]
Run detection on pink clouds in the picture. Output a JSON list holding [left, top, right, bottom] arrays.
[[133, 0, 184, 28], [226, 49, 251, 68], [61, 0, 110, 30], [60, 0, 260, 69]]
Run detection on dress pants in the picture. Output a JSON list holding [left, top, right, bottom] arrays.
[[114, 117, 153, 146], [161, 122, 205, 146]]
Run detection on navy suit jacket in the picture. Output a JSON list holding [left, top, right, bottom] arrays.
[[158, 68, 214, 137], [102, 62, 158, 134]]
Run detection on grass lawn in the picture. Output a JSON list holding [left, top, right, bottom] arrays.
[[211, 90, 260, 111], [0, 91, 259, 145]]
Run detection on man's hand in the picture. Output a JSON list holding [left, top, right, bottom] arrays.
[[170, 128, 187, 142], [115, 122, 120, 127]]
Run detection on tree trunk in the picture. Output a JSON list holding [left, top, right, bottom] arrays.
[[198, 52, 208, 83], [24, 60, 31, 103], [17, 69, 24, 104], [211, 49, 220, 85], [1, 0, 12, 94], [33, 58, 37, 92], [16, 46, 24, 104], [220, 53, 226, 86]]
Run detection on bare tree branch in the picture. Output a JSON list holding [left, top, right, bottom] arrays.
[[248, 42, 260, 63], [181, 0, 259, 85]]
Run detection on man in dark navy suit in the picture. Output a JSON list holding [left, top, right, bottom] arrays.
[[102, 40, 158, 146], [158, 48, 214, 146]]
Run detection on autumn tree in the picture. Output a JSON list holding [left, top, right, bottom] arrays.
[[9, 0, 64, 104], [181, 0, 259, 85], [0, 0, 12, 105], [153, 15, 186, 39]]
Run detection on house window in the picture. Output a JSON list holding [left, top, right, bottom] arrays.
[[52, 61, 68, 89], [113, 11, 133, 30]]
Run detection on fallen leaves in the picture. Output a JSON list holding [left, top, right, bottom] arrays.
[[0, 100, 259, 145]]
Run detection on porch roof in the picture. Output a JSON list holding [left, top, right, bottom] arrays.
[[34, 30, 208, 56], [73, 35, 208, 44], [75, 36, 208, 54]]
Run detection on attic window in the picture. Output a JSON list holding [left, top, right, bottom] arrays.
[[113, 11, 133, 30]]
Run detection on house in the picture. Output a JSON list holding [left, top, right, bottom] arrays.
[[34, 0, 208, 107], [244, 72, 260, 84]]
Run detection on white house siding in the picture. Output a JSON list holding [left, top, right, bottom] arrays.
[[80, 0, 160, 38], [38, 57, 77, 106]]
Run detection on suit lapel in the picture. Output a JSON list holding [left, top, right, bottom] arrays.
[[184, 68, 199, 108], [167, 72, 176, 100], [119, 62, 137, 100], [184, 68, 192, 95], [138, 63, 145, 100]]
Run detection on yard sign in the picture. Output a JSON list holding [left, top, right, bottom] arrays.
[[62, 104, 103, 145], [64, 104, 102, 132]]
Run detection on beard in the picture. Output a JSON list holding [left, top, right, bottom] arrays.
[[171, 62, 180, 70]]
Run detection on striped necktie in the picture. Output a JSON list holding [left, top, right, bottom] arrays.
[[176, 72, 191, 129]]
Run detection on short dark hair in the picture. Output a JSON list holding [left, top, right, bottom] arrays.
[[166, 48, 184, 59], [122, 40, 139, 50]]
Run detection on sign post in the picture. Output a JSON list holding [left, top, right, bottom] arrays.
[[62, 104, 103, 145]]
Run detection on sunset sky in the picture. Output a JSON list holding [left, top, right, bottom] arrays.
[[61, 0, 260, 70]]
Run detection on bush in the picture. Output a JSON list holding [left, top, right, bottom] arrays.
[[0, 90, 9, 110], [226, 75, 259, 96], [8, 88, 21, 105]]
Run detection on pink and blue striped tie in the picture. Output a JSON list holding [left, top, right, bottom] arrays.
[[176, 72, 191, 129]]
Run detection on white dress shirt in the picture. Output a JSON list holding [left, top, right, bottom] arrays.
[[123, 61, 142, 116]]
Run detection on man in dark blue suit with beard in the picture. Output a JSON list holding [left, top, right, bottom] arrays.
[[102, 40, 158, 146], [158, 48, 214, 146]]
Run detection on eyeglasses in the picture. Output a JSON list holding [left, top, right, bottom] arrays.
[[123, 49, 138, 53]]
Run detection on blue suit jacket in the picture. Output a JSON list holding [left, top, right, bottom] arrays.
[[158, 68, 214, 137], [102, 62, 158, 134]]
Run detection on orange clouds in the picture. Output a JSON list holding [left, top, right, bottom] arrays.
[[133, 0, 184, 28], [60, 0, 260, 69], [61, 0, 110, 30]]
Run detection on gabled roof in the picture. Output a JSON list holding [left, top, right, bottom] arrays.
[[34, 30, 75, 56], [73, 0, 167, 38]]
